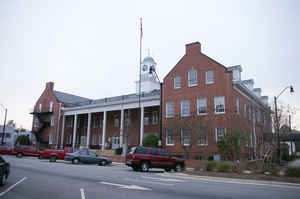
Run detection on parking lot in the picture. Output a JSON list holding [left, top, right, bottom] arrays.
[[1, 155, 300, 199]]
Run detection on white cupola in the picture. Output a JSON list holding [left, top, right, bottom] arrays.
[[135, 56, 160, 94]]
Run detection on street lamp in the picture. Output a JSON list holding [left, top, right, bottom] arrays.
[[274, 85, 294, 164], [149, 66, 163, 148], [0, 104, 8, 146]]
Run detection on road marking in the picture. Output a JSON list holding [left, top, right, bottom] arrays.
[[142, 176, 184, 182], [0, 177, 27, 197], [123, 178, 174, 186], [80, 188, 86, 199], [100, 181, 152, 191]]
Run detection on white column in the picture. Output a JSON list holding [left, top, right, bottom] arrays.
[[86, 113, 91, 148], [72, 114, 78, 148], [101, 111, 107, 151], [140, 106, 144, 146], [60, 115, 65, 148], [120, 109, 124, 148]]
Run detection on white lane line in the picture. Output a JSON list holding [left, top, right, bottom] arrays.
[[142, 176, 184, 182], [124, 178, 174, 186], [0, 177, 27, 197], [80, 188, 86, 199], [100, 181, 152, 191]]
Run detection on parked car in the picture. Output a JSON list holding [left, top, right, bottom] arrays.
[[12, 145, 41, 158], [125, 146, 185, 172], [39, 147, 76, 162], [0, 155, 10, 186], [64, 149, 112, 166], [0, 146, 12, 155]]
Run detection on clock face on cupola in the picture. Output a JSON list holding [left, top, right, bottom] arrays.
[[141, 56, 156, 75]]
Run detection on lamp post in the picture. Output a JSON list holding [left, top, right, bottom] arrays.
[[274, 85, 294, 164], [0, 104, 7, 146], [149, 66, 163, 148]]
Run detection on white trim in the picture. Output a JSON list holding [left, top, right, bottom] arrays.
[[215, 127, 226, 142], [166, 129, 175, 146], [174, 76, 181, 89]]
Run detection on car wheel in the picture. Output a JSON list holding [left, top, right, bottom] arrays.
[[50, 156, 57, 162], [174, 164, 182, 172], [141, 161, 149, 172], [0, 174, 7, 186], [164, 168, 171, 172], [72, 158, 79, 164], [99, 160, 107, 166], [38, 154, 43, 159], [16, 153, 23, 158]]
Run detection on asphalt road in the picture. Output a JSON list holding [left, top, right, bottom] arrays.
[[1, 155, 300, 199]]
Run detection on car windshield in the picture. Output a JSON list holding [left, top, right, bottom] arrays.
[[129, 147, 136, 154]]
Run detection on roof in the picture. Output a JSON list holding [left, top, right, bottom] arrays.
[[53, 90, 92, 106]]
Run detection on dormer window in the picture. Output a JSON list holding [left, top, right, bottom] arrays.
[[188, 69, 197, 87]]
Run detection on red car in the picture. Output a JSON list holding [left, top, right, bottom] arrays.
[[125, 146, 185, 172], [12, 145, 41, 158], [0, 146, 12, 155], [39, 147, 76, 162]]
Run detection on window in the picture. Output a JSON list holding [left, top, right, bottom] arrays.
[[99, 135, 102, 145], [215, 127, 226, 142], [249, 107, 252, 120], [160, 150, 169, 157], [66, 117, 73, 128], [93, 116, 99, 128], [197, 130, 208, 146], [197, 98, 207, 115], [236, 97, 240, 115], [206, 70, 214, 84], [92, 135, 96, 145], [174, 76, 181, 89], [144, 112, 149, 125], [39, 103, 42, 112], [33, 118, 39, 128], [136, 147, 148, 154], [244, 104, 247, 118], [66, 135, 72, 145], [257, 110, 261, 123], [181, 100, 190, 117], [50, 116, 54, 126], [114, 116, 119, 127], [49, 133, 53, 144], [152, 111, 158, 125], [49, 101, 53, 112], [214, 96, 225, 114], [181, 128, 191, 146], [125, 111, 131, 127], [166, 102, 174, 118], [166, 128, 174, 146], [188, 69, 197, 87], [150, 148, 159, 155]]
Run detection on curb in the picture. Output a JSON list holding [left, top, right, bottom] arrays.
[[159, 173, 300, 188]]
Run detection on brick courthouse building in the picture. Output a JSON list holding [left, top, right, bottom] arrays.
[[31, 42, 272, 160]]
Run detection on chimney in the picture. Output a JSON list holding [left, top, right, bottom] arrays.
[[46, 82, 54, 90], [185, 42, 201, 55]]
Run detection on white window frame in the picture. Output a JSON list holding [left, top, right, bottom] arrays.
[[188, 69, 197, 87], [174, 76, 181, 89], [197, 132, 208, 146], [166, 102, 174, 118], [181, 100, 190, 117], [181, 128, 191, 146], [39, 103, 42, 112], [214, 96, 225, 114], [50, 116, 54, 126], [92, 135, 96, 145], [244, 104, 247, 118], [99, 135, 102, 146], [66, 135, 72, 145], [197, 98, 207, 115], [114, 117, 119, 127], [236, 97, 240, 115], [144, 112, 149, 125], [205, 70, 214, 84], [215, 127, 226, 142], [49, 101, 53, 112], [166, 128, 175, 146]]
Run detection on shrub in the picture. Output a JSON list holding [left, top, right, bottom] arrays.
[[285, 167, 300, 177], [208, 156, 214, 161], [15, 135, 32, 146], [206, 161, 218, 171], [142, 134, 158, 147], [193, 165, 202, 171], [217, 161, 233, 172], [115, 147, 122, 155]]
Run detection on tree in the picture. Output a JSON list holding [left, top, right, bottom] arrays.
[[142, 134, 158, 147], [6, 120, 15, 127], [15, 135, 32, 146]]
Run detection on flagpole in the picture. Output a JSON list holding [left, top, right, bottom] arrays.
[[139, 18, 142, 146]]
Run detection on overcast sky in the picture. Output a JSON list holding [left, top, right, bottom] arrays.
[[0, 0, 299, 130]]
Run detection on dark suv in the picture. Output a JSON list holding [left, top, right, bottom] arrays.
[[125, 146, 185, 172]]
